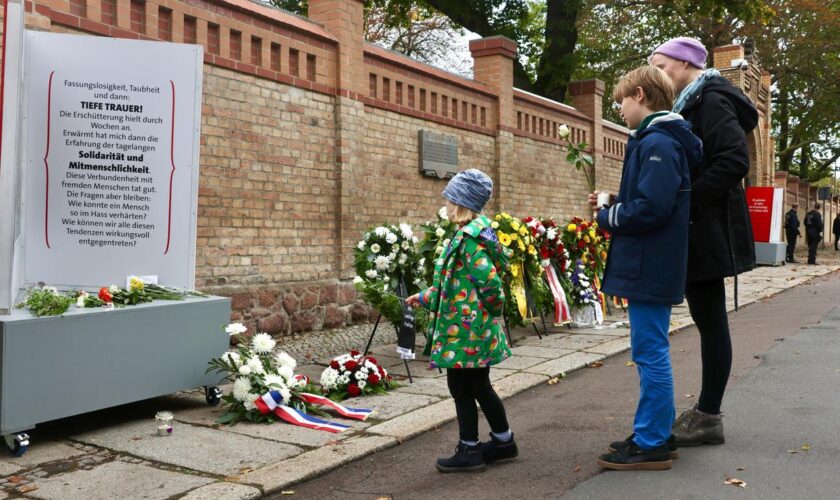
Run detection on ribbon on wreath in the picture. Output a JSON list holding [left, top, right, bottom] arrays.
[[253, 390, 373, 433], [543, 263, 571, 325], [593, 276, 606, 325], [509, 262, 530, 321]]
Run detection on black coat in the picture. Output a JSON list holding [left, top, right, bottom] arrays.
[[804, 210, 823, 240], [784, 209, 800, 236], [833, 217, 840, 235], [679, 76, 758, 283]]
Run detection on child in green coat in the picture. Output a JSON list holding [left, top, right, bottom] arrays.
[[407, 169, 517, 473]]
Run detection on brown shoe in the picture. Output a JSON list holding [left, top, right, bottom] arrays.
[[672, 405, 724, 447]]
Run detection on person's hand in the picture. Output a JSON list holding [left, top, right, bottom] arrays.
[[405, 294, 421, 308], [588, 191, 615, 213]]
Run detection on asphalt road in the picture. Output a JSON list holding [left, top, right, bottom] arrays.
[[278, 272, 840, 499]]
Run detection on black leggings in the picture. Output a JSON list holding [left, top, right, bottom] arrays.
[[447, 368, 509, 442], [685, 278, 731, 415]]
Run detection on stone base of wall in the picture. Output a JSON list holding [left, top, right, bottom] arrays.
[[205, 280, 376, 338]]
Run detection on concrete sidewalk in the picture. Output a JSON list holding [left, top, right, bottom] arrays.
[[0, 263, 836, 499]]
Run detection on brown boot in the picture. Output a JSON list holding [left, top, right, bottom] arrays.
[[672, 405, 724, 446]]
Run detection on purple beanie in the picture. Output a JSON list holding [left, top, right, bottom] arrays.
[[651, 37, 707, 69]]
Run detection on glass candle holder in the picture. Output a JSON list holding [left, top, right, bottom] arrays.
[[155, 411, 174, 436]]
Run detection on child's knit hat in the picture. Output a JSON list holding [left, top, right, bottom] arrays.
[[650, 37, 707, 69], [442, 169, 493, 213]]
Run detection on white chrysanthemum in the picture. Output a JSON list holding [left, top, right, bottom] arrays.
[[251, 333, 276, 354], [540, 259, 551, 268], [401, 240, 411, 250], [365, 269, 378, 279], [357, 241, 365, 250], [356, 370, 368, 380], [274, 351, 297, 369], [398, 253, 408, 265], [370, 243, 381, 254], [109, 284, 120, 294], [435, 227, 446, 237], [264, 374, 287, 389], [338, 373, 351, 385], [277, 386, 292, 404], [374, 226, 388, 237], [353, 276, 363, 284], [238, 364, 252, 376], [278, 365, 295, 382], [247, 357, 265, 374], [399, 223, 414, 239], [320, 367, 339, 389], [438, 206, 448, 220], [546, 228, 557, 241], [385, 231, 398, 244], [243, 398, 258, 411], [374, 255, 392, 271], [358, 380, 367, 390], [365, 360, 377, 369], [225, 322, 248, 336], [224, 351, 241, 366], [233, 377, 252, 401]]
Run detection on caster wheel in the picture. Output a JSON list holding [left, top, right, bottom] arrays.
[[5, 433, 30, 457], [205, 386, 222, 406]]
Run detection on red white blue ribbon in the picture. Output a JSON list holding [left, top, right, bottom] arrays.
[[544, 264, 571, 325], [298, 393, 374, 421], [253, 390, 350, 433]]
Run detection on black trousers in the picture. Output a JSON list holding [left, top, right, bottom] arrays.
[[785, 232, 798, 260], [447, 368, 509, 442], [807, 236, 819, 264], [685, 278, 731, 415], [835, 234, 839, 251]]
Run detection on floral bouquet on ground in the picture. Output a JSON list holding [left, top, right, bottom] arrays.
[[208, 324, 375, 432], [17, 285, 74, 317], [320, 351, 397, 401], [560, 218, 610, 279], [492, 213, 552, 327], [353, 223, 427, 328], [566, 260, 604, 327], [528, 217, 574, 325], [418, 206, 458, 284]]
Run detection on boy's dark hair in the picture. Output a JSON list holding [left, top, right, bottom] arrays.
[[613, 66, 676, 111]]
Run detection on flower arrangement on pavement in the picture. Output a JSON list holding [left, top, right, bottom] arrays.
[[320, 350, 397, 401]]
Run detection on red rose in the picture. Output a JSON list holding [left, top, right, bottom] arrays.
[[330, 360, 340, 370], [368, 373, 381, 384], [366, 356, 378, 366], [577, 241, 586, 250], [378, 366, 386, 376], [350, 350, 360, 357], [580, 222, 589, 231], [345, 360, 358, 371], [347, 383, 361, 396], [98, 287, 113, 303], [540, 247, 550, 259]]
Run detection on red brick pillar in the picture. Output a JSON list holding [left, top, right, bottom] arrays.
[[469, 36, 517, 213], [568, 79, 605, 191]]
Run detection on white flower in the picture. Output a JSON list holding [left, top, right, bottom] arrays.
[[264, 374, 287, 389], [399, 223, 414, 239], [358, 380, 367, 390], [370, 243, 381, 254], [435, 227, 446, 238], [109, 284, 120, 293], [277, 386, 292, 404], [320, 367, 339, 389], [391, 244, 400, 253], [413, 278, 422, 285], [559, 124, 571, 139], [357, 241, 365, 250], [251, 333, 276, 354], [232, 377, 252, 401], [540, 259, 551, 268], [374, 255, 392, 271], [419, 258, 426, 266], [365, 269, 378, 279], [546, 228, 557, 241], [76, 295, 86, 308], [225, 322, 248, 336], [374, 226, 388, 237], [385, 232, 398, 244], [238, 364, 252, 376], [247, 356, 265, 374], [442, 238, 451, 248], [224, 351, 241, 366], [398, 254, 408, 265], [356, 370, 368, 380], [401, 240, 411, 250], [438, 206, 449, 220], [275, 351, 297, 369], [278, 365, 295, 382], [353, 276, 364, 285], [243, 398, 257, 411], [338, 373, 351, 385]]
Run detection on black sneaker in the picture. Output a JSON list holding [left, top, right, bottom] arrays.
[[478, 433, 519, 464], [436, 442, 487, 473], [609, 433, 679, 459], [597, 441, 672, 471]]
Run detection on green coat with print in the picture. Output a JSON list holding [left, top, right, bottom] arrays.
[[418, 215, 511, 369]]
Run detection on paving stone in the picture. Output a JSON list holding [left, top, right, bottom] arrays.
[[71, 419, 302, 476], [365, 399, 457, 441], [27, 461, 212, 500], [354, 392, 440, 421], [492, 372, 551, 399], [387, 361, 446, 379], [494, 355, 546, 370], [539, 335, 612, 351], [393, 377, 452, 398], [181, 482, 262, 500], [243, 435, 398, 494], [489, 367, 519, 381], [525, 352, 607, 377], [0, 441, 85, 475], [509, 345, 576, 359], [583, 338, 631, 356]]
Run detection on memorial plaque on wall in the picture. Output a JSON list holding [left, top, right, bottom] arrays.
[[21, 33, 203, 290], [418, 130, 458, 179]]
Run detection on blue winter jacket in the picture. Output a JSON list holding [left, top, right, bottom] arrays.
[[596, 113, 703, 305]]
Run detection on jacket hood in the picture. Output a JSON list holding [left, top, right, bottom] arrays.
[[686, 76, 759, 133], [638, 113, 704, 169]]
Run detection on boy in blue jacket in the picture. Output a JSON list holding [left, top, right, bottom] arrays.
[[590, 66, 703, 470]]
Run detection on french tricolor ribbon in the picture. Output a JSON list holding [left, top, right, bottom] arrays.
[[544, 264, 571, 326], [298, 393, 374, 421], [253, 390, 350, 433]]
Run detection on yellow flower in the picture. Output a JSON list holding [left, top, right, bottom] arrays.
[[582, 254, 588, 264], [511, 221, 521, 231], [518, 226, 528, 236], [567, 224, 577, 231], [601, 250, 608, 259], [584, 236, 591, 243], [491, 221, 500, 229], [528, 245, 536, 255], [510, 233, 518, 241], [129, 277, 145, 291], [518, 240, 526, 252], [501, 212, 511, 218], [498, 232, 512, 246], [494, 214, 502, 221], [589, 229, 596, 239]]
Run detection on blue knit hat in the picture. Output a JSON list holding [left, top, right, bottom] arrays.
[[442, 169, 493, 213]]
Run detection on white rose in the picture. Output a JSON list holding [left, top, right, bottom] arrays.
[[385, 232, 398, 244], [558, 124, 571, 139], [435, 227, 446, 238], [391, 244, 400, 253], [357, 241, 365, 250], [353, 276, 364, 284], [365, 269, 378, 279], [370, 243, 381, 254], [374, 227, 388, 237], [438, 206, 449, 220]]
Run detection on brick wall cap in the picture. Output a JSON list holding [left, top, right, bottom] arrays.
[[364, 43, 497, 98], [513, 88, 592, 122], [602, 118, 630, 135], [218, 0, 338, 43], [568, 78, 606, 97], [469, 36, 518, 59], [714, 44, 744, 53]]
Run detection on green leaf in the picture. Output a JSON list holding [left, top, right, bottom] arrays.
[[215, 412, 239, 425]]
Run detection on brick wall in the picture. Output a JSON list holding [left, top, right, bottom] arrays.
[[2, 0, 774, 337]]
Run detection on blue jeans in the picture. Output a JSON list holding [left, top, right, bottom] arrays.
[[628, 301, 675, 450]]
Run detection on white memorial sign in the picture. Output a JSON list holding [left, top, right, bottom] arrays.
[[21, 33, 203, 290]]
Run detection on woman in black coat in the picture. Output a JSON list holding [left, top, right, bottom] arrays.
[[650, 38, 758, 447]]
